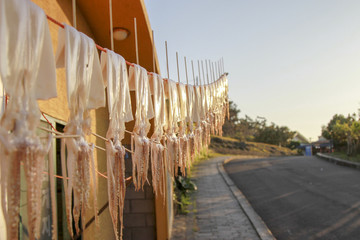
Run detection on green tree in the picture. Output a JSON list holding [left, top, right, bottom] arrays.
[[322, 114, 348, 147], [222, 100, 241, 137], [322, 113, 360, 155], [221, 100, 296, 146], [254, 122, 295, 146]]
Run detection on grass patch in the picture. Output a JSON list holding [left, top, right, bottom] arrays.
[[326, 151, 360, 163], [174, 175, 197, 214], [210, 135, 297, 157], [177, 194, 192, 214], [174, 146, 217, 215]]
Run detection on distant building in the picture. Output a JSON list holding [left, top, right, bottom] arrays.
[[291, 132, 310, 151], [292, 132, 309, 144], [312, 136, 333, 153]]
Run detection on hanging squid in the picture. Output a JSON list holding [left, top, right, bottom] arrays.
[[0, 1, 57, 239], [56, 23, 106, 237], [199, 83, 211, 150], [177, 83, 189, 176], [62, 133, 97, 236], [0, 106, 53, 240], [106, 140, 126, 240], [218, 75, 230, 136], [101, 49, 133, 240], [193, 85, 204, 154], [165, 79, 181, 177], [207, 83, 216, 136], [129, 64, 154, 190], [186, 85, 196, 164], [149, 73, 167, 199], [178, 129, 189, 176]]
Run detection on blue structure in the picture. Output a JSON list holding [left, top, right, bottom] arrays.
[[305, 145, 312, 156]]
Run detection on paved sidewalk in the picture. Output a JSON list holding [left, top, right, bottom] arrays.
[[171, 156, 266, 240]]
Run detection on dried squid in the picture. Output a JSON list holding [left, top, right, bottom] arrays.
[[132, 132, 150, 190], [129, 65, 154, 190], [178, 128, 189, 176], [62, 135, 97, 236], [199, 84, 210, 151], [177, 83, 189, 176], [150, 142, 165, 197], [186, 85, 197, 164], [194, 124, 203, 155], [101, 49, 133, 240], [166, 134, 179, 177], [0, 107, 52, 240], [56, 23, 106, 236], [106, 140, 126, 240], [193, 85, 204, 154], [149, 74, 167, 199], [165, 80, 181, 178], [0, 1, 57, 239], [188, 132, 196, 165], [206, 83, 216, 136]]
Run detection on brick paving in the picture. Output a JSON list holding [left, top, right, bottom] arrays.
[[171, 156, 261, 240]]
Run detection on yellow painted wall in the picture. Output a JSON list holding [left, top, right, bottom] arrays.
[[31, 0, 114, 239], [31, 1, 171, 239]]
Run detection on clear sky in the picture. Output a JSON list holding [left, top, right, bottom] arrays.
[[144, 0, 360, 142]]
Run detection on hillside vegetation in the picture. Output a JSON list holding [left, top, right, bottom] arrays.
[[223, 101, 299, 149], [210, 136, 297, 157]]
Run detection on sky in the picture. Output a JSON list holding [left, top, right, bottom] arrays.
[[144, 0, 360, 142]]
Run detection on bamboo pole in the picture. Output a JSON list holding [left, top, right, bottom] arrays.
[[152, 31, 155, 73], [184, 57, 189, 85], [109, 0, 114, 51], [134, 18, 139, 65], [191, 60, 195, 85], [72, 0, 77, 28], [165, 41, 170, 80], [176, 52, 180, 83]]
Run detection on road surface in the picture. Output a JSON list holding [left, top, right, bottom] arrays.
[[224, 156, 360, 240]]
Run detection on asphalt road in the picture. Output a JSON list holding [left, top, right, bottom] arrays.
[[224, 156, 360, 240]]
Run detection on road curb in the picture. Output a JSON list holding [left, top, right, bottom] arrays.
[[316, 153, 360, 169], [217, 158, 276, 240]]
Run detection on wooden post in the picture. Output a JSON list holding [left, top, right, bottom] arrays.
[[134, 18, 139, 65], [191, 60, 195, 85], [201, 60, 205, 85], [206, 60, 210, 84], [209, 61, 214, 82], [72, 0, 77, 28], [184, 57, 189, 85], [197, 60, 202, 85], [109, 0, 114, 51], [165, 41, 170, 80], [152, 31, 155, 73], [176, 52, 180, 83], [212, 62, 216, 81]]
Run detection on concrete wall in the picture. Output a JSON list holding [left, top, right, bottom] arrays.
[[123, 148, 156, 240]]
